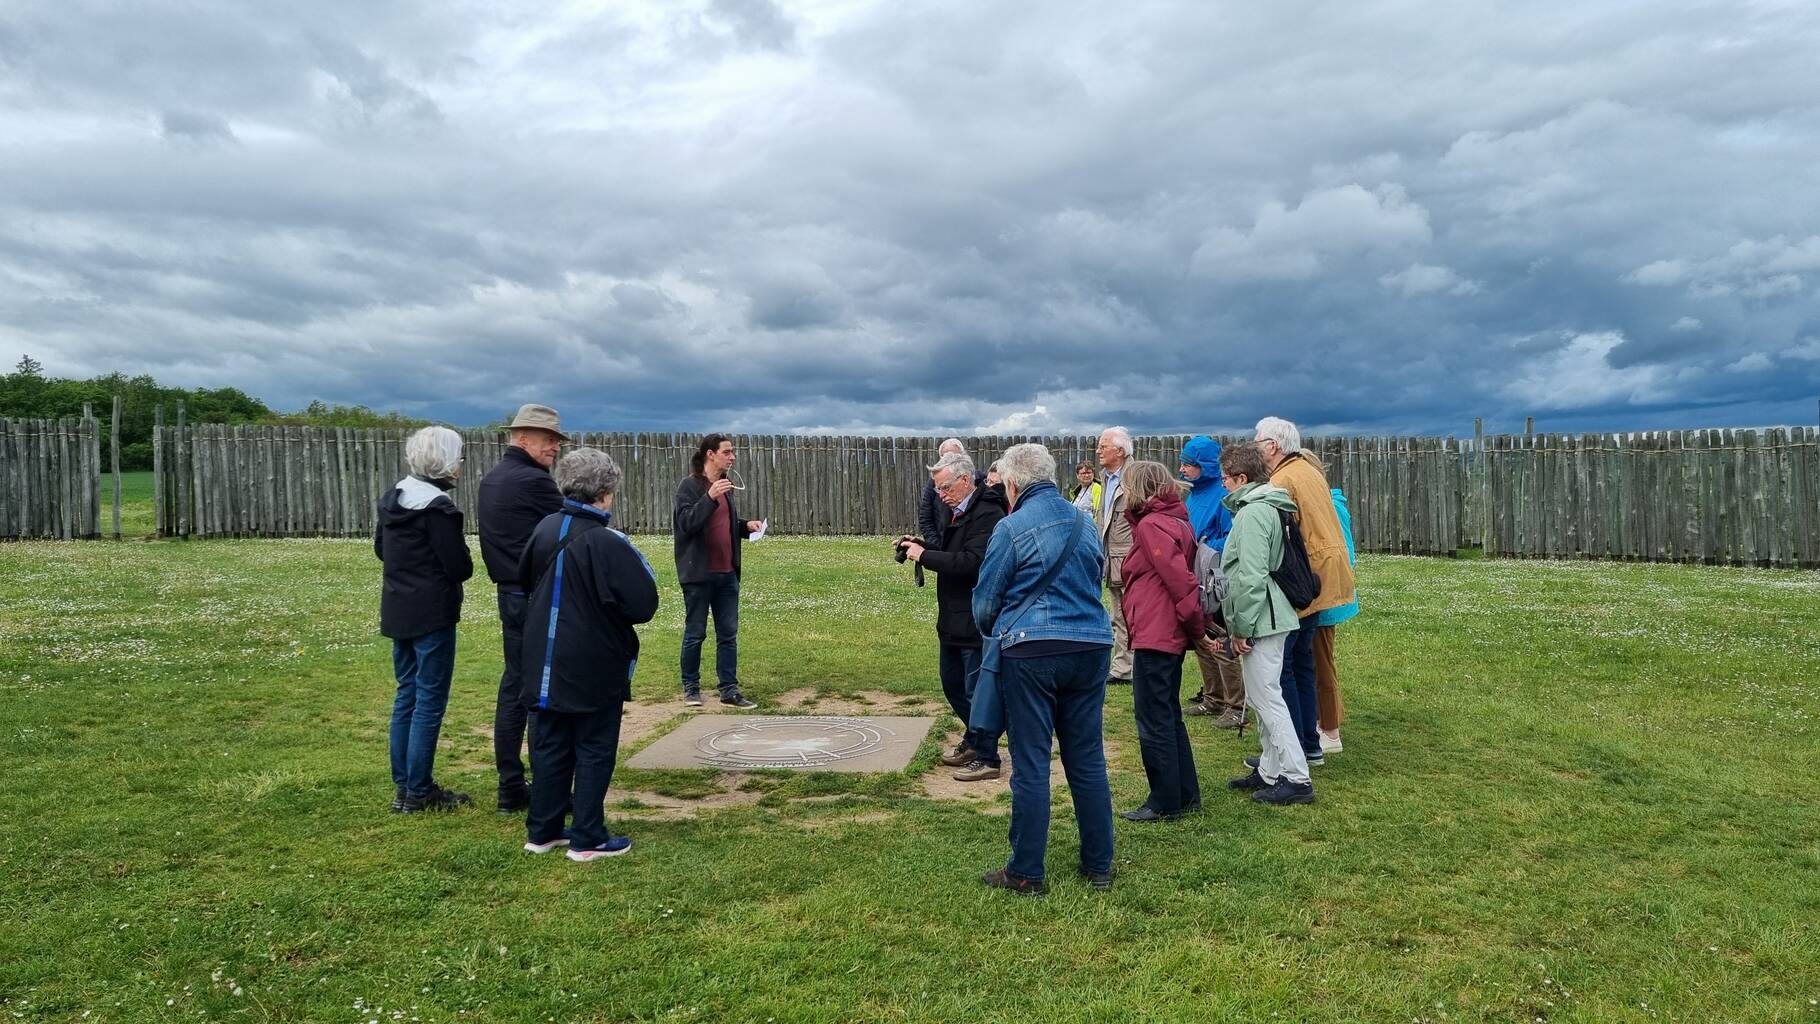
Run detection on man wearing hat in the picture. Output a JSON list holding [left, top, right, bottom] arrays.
[[478, 404, 567, 812]]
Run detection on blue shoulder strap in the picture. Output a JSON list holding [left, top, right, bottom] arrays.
[[535, 515, 575, 709]]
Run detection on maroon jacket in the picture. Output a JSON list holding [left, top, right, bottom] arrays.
[[1119, 491, 1207, 654]]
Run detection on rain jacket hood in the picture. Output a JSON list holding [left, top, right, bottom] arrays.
[[1179, 436, 1233, 550]]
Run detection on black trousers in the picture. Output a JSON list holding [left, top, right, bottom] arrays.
[[1132, 649, 1200, 813], [527, 704, 624, 851], [938, 640, 1001, 766], [494, 590, 531, 796]]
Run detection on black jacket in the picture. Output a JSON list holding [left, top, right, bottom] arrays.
[[672, 475, 752, 585], [478, 446, 563, 589], [374, 476, 474, 639], [516, 501, 660, 712], [918, 483, 1009, 645]]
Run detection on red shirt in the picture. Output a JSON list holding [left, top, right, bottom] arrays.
[[705, 492, 734, 573]]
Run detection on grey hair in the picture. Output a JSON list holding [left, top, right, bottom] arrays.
[[1101, 425, 1134, 458], [405, 426, 464, 480], [1253, 416, 1302, 455], [938, 437, 966, 456], [553, 447, 621, 503], [928, 451, 976, 479], [997, 443, 1056, 492]]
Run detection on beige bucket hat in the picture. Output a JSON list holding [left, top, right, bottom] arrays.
[[506, 403, 568, 440]]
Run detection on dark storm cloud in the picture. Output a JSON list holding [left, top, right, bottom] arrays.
[[4, 0, 1820, 438]]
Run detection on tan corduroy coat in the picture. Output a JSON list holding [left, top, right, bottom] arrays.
[[1268, 452, 1356, 618]]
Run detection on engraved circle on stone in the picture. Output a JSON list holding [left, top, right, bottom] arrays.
[[694, 716, 893, 768]]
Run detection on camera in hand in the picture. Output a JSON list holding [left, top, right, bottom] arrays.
[[893, 536, 925, 586]]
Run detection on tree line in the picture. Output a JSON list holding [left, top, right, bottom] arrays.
[[0, 355, 429, 470]]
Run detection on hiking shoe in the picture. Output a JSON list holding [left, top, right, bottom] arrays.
[[566, 836, 633, 861], [1118, 805, 1181, 823], [1320, 730, 1343, 753], [682, 690, 703, 707], [389, 785, 406, 814], [1228, 769, 1271, 791], [1184, 700, 1215, 717], [719, 692, 758, 710], [952, 759, 1002, 782], [523, 829, 571, 854], [1252, 778, 1315, 805], [1077, 866, 1114, 892], [939, 744, 976, 767], [980, 867, 1045, 895], [398, 785, 472, 813], [1213, 709, 1246, 730]]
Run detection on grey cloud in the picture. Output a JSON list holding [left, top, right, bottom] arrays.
[[5, 0, 1820, 437], [159, 109, 236, 143]]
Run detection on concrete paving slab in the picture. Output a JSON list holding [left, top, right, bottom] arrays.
[[626, 715, 935, 772]]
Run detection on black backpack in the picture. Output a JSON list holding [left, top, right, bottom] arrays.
[[1270, 508, 1322, 611]]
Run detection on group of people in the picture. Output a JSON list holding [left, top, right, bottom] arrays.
[[374, 406, 764, 861], [895, 422, 1357, 891], [373, 404, 1359, 888]]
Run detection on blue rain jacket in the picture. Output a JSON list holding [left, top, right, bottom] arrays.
[[1179, 435, 1233, 552]]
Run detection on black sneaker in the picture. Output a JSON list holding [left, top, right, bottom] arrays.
[[496, 788, 530, 814], [719, 691, 758, 710], [398, 785, 473, 813], [1077, 866, 1113, 892], [1244, 755, 1261, 770], [1252, 778, 1315, 805], [682, 689, 703, 707], [981, 867, 1046, 896], [1118, 805, 1181, 822], [389, 785, 406, 814], [1228, 769, 1271, 791]]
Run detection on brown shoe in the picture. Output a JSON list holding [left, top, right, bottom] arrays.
[[1213, 709, 1246, 730], [952, 759, 1002, 782], [939, 743, 975, 767]]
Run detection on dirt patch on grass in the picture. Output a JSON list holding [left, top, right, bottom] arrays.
[[608, 787, 765, 821], [918, 731, 1130, 813], [771, 687, 939, 717]]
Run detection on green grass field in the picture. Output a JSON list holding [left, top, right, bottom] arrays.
[[1, 533, 1816, 1023]]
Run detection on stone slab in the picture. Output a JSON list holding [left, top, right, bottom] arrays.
[[626, 715, 936, 772]]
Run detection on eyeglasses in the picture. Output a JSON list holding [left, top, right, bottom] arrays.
[[933, 476, 964, 493]]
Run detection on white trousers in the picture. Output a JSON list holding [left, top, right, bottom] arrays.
[[1241, 633, 1309, 785]]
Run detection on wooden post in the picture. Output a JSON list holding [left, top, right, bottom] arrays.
[[110, 395, 123, 539], [1524, 416, 1534, 437], [175, 399, 188, 539]]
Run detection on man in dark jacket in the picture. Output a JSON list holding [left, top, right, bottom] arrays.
[[917, 437, 967, 543], [673, 434, 763, 709], [516, 448, 659, 861], [375, 426, 475, 814], [477, 403, 565, 812], [900, 451, 1009, 782]]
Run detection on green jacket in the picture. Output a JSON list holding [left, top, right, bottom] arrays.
[[1219, 482, 1301, 639]]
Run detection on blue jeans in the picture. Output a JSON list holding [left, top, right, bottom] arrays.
[[1279, 622, 1321, 758], [938, 642, 1001, 766], [390, 627, 457, 798], [680, 573, 740, 697], [1002, 647, 1114, 881]]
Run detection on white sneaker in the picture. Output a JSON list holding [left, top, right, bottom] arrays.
[[523, 836, 570, 854], [1319, 731, 1343, 753]]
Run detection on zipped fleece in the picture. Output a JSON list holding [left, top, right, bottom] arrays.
[[1218, 482, 1300, 640], [374, 475, 473, 639]]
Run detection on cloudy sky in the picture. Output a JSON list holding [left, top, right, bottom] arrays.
[[4, 0, 1819, 436]]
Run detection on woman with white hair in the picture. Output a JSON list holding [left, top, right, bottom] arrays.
[[375, 426, 475, 814]]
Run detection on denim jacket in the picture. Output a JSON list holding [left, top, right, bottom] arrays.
[[972, 480, 1114, 650]]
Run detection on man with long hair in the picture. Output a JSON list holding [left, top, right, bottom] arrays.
[[672, 434, 763, 708]]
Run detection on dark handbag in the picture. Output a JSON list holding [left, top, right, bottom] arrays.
[[969, 515, 1089, 733]]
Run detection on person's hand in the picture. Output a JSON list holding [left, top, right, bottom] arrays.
[[746, 520, 763, 533], [903, 541, 925, 563], [707, 478, 733, 499], [1229, 635, 1253, 656]]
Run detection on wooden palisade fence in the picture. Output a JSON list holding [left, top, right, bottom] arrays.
[[0, 413, 103, 540], [145, 426, 1470, 560]]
